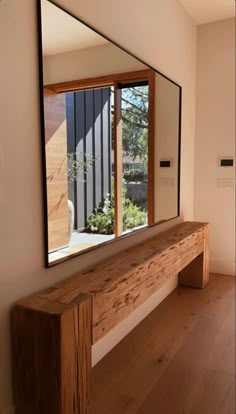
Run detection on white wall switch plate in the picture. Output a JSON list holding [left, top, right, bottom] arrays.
[[217, 179, 235, 189]]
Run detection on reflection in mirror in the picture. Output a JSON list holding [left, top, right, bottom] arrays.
[[121, 83, 149, 234], [39, 0, 181, 266]]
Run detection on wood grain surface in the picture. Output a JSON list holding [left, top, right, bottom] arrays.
[[44, 89, 69, 251], [13, 294, 92, 414], [13, 221, 209, 414], [92, 274, 234, 414], [16, 222, 209, 343]]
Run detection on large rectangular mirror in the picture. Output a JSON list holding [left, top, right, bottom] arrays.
[[37, 0, 181, 266]]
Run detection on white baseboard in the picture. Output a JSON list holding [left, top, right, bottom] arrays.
[[210, 259, 236, 276], [92, 275, 178, 366]]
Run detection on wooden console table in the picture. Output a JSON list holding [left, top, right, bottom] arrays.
[[13, 221, 209, 414]]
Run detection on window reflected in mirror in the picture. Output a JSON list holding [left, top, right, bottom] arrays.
[[120, 83, 149, 234], [39, 0, 181, 266]]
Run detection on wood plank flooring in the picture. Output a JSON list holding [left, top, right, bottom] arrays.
[[91, 274, 235, 414]]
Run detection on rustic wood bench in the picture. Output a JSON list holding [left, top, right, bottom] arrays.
[[13, 221, 209, 414]]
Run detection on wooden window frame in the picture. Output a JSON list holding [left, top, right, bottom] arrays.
[[45, 69, 155, 245]]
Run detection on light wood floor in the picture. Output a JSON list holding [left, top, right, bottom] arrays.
[[92, 274, 235, 414]]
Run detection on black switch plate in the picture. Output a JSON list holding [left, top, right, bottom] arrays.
[[160, 160, 171, 168], [220, 158, 234, 167]]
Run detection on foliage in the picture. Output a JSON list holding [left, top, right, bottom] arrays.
[[86, 195, 115, 234], [67, 152, 95, 183], [123, 200, 147, 229], [123, 168, 148, 183], [86, 184, 147, 235], [122, 86, 148, 162], [111, 85, 148, 162]]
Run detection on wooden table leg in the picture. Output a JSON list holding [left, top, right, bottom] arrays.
[[178, 225, 209, 289], [13, 294, 92, 414]]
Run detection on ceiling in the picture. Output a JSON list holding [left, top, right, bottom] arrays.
[[41, 0, 235, 56], [180, 0, 235, 24], [41, 0, 108, 56]]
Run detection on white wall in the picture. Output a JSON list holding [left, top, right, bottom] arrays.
[[155, 75, 180, 221], [0, 0, 196, 412], [43, 42, 145, 84], [194, 18, 235, 276]]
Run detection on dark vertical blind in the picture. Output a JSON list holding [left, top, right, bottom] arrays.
[[66, 87, 112, 230]]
